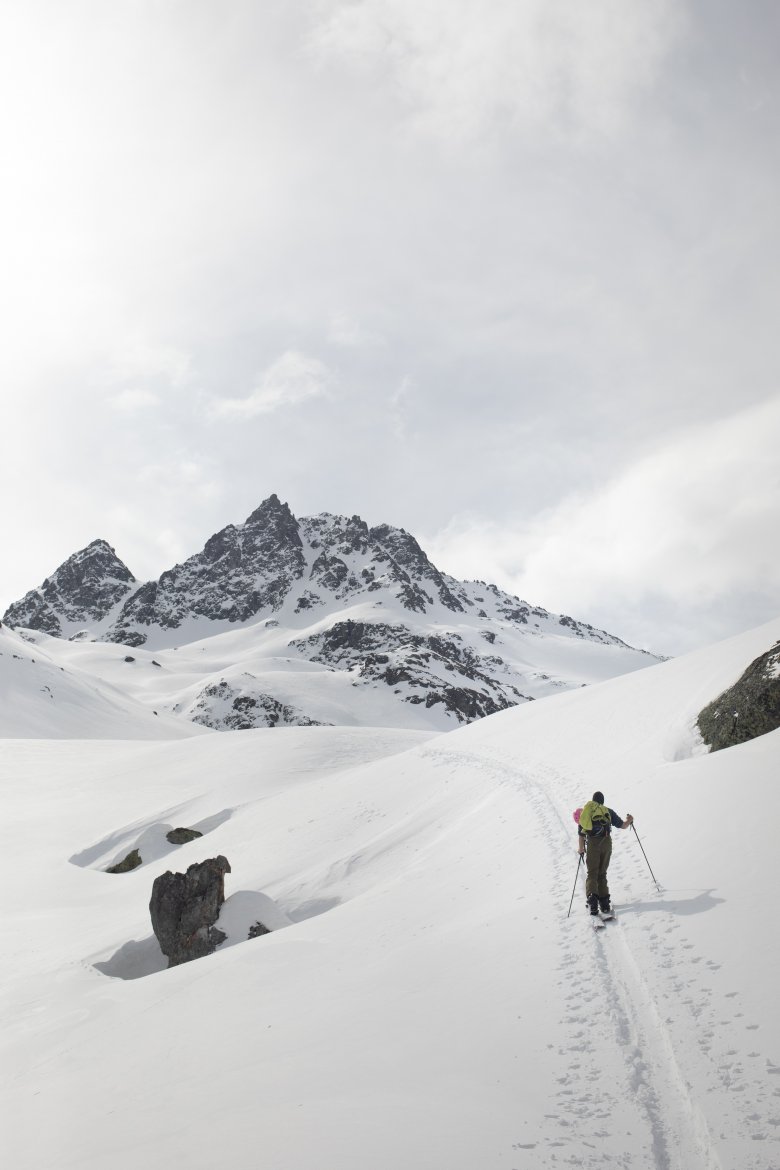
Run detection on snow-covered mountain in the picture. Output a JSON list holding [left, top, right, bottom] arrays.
[[2, 614, 779, 1170], [3, 495, 662, 732]]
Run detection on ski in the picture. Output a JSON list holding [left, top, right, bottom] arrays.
[[591, 916, 606, 930], [599, 910, 616, 922]]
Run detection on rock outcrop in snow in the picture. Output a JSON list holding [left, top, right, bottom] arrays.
[[697, 640, 780, 751], [106, 849, 142, 874], [149, 855, 232, 968], [186, 676, 327, 731]]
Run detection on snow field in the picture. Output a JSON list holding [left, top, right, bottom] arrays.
[[2, 618, 780, 1168]]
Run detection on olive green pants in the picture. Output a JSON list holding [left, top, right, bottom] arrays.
[[585, 835, 612, 900]]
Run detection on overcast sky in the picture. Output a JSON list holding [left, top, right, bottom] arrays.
[[1, 0, 778, 657]]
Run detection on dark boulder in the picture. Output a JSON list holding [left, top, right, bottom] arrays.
[[165, 827, 203, 845], [149, 855, 231, 967], [697, 642, 780, 751], [106, 848, 142, 874]]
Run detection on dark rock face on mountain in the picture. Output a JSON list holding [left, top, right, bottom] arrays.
[[149, 855, 231, 968], [3, 540, 136, 637], [291, 620, 527, 722], [698, 643, 780, 751], [107, 494, 306, 645], [294, 513, 467, 617]]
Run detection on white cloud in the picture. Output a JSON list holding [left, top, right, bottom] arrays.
[[109, 389, 161, 413], [107, 340, 193, 390], [311, 0, 683, 144], [425, 398, 780, 653], [388, 375, 417, 441], [211, 351, 332, 419], [328, 313, 383, 348], [136, 459, 221, 495], [517, 398, 780, 602]]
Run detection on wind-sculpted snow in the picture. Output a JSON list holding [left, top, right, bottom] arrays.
[[2, 495, 662, 731]]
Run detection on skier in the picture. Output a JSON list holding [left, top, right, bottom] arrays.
[[577, 791, 633, 916]]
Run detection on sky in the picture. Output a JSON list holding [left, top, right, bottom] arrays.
[[1, 0, 778, 657]]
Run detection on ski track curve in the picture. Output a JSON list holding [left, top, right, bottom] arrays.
[[434, 745, 779, 1169]]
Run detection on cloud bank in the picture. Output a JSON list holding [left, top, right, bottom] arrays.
[[425, 398, 780, 654]]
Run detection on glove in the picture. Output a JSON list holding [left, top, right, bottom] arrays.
[[624, 813, 634, 826]]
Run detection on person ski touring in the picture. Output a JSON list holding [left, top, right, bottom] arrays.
[[576, 792, 633, 916]]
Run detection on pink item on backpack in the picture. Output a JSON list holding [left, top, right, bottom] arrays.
[[573, 807, 582, 824]]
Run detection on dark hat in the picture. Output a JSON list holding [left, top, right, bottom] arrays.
[[592, 791, 604, 804]]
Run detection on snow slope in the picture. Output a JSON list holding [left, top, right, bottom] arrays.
[[2, 619, 779, 1169], [12, 596, 659, 735], [0, 623, 205, 740]]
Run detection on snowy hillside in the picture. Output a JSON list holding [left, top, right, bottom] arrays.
[[2, 618, 780, 1169], [3, 495, 662, 731], [0, 623, 204, 740]]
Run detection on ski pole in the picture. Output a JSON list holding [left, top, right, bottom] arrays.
[[631, 823, 661, 891], [566, 853, 584, 917]]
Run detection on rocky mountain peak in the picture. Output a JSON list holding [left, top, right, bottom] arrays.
[[3, 539, 136, 637], [244, 492, 298, 532], [103, 496, 308, 645]]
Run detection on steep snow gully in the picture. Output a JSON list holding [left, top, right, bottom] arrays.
[[435, 739, 776, 1170]]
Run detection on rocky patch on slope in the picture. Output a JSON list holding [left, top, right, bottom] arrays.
[[697, 642, 780, 751], [184, 675, 327, 731], [291, 619, 527, 723]]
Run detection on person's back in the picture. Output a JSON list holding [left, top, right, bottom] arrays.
[[577, 790, 633, 914]]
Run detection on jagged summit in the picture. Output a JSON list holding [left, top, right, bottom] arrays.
[[4, 539, 136, 637], [3, 496, 663, 730], [108, 496, 307, 645]]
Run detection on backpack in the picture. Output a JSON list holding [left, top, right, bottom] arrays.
[[579, 800, 612, 837]]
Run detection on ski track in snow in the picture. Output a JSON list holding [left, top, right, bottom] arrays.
[[436, 746, 779, 1169]]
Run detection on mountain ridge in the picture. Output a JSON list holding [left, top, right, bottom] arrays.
[[3, 495, 663, 731]]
